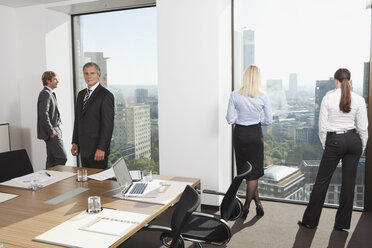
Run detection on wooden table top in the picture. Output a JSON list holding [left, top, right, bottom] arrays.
[[0, 166, 200, 248]]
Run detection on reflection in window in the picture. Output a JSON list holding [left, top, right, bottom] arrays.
[[72, 7, 159, 173], [234, 0, 370, 208]]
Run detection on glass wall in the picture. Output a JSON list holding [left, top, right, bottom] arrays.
[[233, 0, 370, 208], [72, 7, 159, 173]]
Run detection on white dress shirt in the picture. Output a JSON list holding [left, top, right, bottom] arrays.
[[319, 88, 368, 150]]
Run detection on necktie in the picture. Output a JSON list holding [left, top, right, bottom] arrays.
[[52, 92, 57, 100], [83, 88, 91, 110]]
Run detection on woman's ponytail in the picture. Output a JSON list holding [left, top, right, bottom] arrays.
[[334, 68, 351, 113]]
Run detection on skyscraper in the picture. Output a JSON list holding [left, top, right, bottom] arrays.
[[84, 52, 109, 87], [125, 104, 151, 159], [288, 73, 298, 102], [135, 88, 148, 103], [243, 29, 255, 70], [363, 62, 369, 103], [314, 78, 334, 143]]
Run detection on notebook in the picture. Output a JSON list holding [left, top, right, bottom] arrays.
[[112, 157, 161, 198]]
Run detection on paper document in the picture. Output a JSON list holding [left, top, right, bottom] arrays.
[[88, 167, 115, 181], [0, 170, 76, 189], [0, 192, 19, 203], [11, 172, 54, 185], [88, 168, 142, 181], [80, 217, 138, 236], [33, 208, 150, 248]]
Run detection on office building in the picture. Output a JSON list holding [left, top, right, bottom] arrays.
[[314, 78, 334, 143], [125, 104, 151, 159], [84, 52, 109, 87], [243, 29, 255, 69]]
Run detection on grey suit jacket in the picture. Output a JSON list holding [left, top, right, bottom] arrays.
[[37, 87, 60, 141]]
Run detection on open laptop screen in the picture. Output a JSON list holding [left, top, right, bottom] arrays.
[[112, 157, 132, 191]]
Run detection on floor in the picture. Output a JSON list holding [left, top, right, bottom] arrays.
[[122, 200, 372, 248]]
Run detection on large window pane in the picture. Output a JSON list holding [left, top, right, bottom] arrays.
[[72, 7, 159, 173], [233, 0, 370, 208]]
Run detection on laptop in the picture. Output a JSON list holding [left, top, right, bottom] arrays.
[[112, 157, 161, 198]]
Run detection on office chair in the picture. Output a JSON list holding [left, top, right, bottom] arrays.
[[145, 185, 200, 248], [179, 161, 252, 247], [0, 149, 34, 183]]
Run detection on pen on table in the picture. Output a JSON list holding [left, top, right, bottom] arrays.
[[45, 172, 51, 177]]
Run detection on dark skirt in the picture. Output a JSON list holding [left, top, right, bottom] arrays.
[[234, 123, 264, 180]]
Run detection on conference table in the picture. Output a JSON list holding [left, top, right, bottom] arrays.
[[0, 166, 200, 248]]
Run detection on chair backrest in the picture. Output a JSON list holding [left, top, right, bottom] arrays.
[[170, 185, 200, 248], [0, 149, 33, 183], [220, 161, 252, 221]]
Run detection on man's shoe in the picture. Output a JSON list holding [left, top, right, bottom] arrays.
[[334, 226, 348, 232], [297, 220, 317, 229]]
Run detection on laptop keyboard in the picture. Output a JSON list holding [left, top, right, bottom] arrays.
[[129, 183, 148, 194]]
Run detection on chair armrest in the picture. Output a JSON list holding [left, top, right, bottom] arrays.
[[202, 189, 226, 196], [143, 224, 172, 233]]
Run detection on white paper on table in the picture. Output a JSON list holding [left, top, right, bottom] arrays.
[[88, 168, 142, 181], [88, 167, 115, 181], [11, 172, 53, 185], [0, 192, 19, 203], [80, 217, 137, 236], [33, 208, 150, 248]]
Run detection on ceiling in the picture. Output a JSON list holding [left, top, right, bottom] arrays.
[[0, 0, 68, 8]]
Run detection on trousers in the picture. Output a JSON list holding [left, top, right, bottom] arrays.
[[302, 130, 362, 228]]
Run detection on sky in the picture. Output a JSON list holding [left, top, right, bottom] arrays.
[[76, 1, 371, 91], [79, 7, 157, 85], [234, 0, 371, 92]]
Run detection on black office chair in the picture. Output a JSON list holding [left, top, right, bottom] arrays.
[[179, 161, 252, 247], [0, 149, 33, 183], [145, 185, 201, 248]]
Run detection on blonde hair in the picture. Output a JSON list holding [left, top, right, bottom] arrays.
[[239, 65, 263, 98]]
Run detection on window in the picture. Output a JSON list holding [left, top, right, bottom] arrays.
[[72, 7, 159, 173], [233, 0, 370, 208]]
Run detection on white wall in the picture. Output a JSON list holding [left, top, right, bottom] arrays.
[[0, 5, 75, 171], [0, 6, 23, 150], [0, 0, 232, 205], [157, 0, 232, 205]]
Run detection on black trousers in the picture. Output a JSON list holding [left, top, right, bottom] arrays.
[[81, 156, 108, 169], [302, 130, 362, 229], [45, 126, 67, 169]]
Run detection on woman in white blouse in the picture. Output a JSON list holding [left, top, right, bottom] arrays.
[[299, 68, 368, 231]]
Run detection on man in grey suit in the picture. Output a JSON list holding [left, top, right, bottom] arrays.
[[71, 63, 114, 169], [37, 71, 67, 168]]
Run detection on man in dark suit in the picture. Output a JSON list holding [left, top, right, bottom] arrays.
[[71, 62, 114, 169], [37, 71, 67, 168]]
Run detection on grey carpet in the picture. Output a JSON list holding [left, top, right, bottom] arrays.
[[121, 200, 372, 248]]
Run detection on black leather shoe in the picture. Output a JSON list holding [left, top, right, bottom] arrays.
[[241, 208, 249, 219], [334, 226, 348, 232], [297, 220, 317, 229], [256, 203, 264, 216]]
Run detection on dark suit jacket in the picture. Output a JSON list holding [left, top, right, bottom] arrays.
[[72, 84, 114, 159], [37, 87, 60, 141]]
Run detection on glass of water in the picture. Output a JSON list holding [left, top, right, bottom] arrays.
[[87, 196, 101, 214], [77, 169, 88, 182], [142, 170, 153, 182]]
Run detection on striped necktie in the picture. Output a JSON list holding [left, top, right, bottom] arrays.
[[83, 88, 91, 110]]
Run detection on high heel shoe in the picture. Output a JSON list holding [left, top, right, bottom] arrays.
[[241, 208, 249, 219], [256, 203, 264, 217]]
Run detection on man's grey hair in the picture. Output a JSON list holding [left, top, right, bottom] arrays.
[[83, 62, 101, 73]]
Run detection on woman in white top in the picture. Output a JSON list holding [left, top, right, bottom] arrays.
[[299, 68, 368, 230], [226, 65, 272, 219]]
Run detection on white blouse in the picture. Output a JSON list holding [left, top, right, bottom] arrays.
[[319, 88, 368, 150]]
